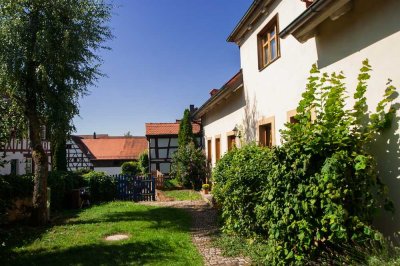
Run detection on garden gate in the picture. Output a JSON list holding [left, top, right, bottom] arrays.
[[114, 175, 155, 201]]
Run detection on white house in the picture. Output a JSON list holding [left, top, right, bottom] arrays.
[[66, 135, 94, 171], [194, 0, 400, 236], [0, 128, 51, 176], [69, 134, 148, 175], [145, 122, 202, 176]]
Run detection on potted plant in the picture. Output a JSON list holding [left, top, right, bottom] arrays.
[[202, 183, 210, 194]]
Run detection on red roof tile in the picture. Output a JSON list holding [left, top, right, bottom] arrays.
[[145, 123, 201, 136], [81, 137, 147, 160]]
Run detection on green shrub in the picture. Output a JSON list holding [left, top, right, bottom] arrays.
[[82, 171, 116, 202], [0, 174, 34, 223], [164, 178, 181, 190], [170, 142, 207, 190], [121, 161, 140, 176], [73, 168, 92, 176], [138, 151, 149, 175], [213, 144, 277, 236], [212, 60, 398, 264], [47, 171, 86, 210]]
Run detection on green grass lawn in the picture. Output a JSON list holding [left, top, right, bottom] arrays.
[[163, 190, 202, 201], [163, 178, 181, 189], [0, 201, 203, 266]]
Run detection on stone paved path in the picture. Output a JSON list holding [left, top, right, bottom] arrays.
[[139, 200, 251, 266]]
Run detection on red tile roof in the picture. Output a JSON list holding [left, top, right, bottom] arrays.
[[80, 137, 147, 160], [145, 123, 201, 136]]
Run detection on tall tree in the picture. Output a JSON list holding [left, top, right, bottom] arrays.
[[178, 109, 195, 147], [171, 109, 205, 189], [0, 0, 112, 225]]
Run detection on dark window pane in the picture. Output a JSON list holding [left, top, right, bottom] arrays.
[[270, 28, 275, 38], [264, 45, 269, 64], [271, 39, 277, 60]]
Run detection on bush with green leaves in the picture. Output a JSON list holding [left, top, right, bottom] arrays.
[[121, 161, 140, 176], [138, 151, 149, 175], [170, 142, 207, 189], [213, 144, 277, 236], [213, 60, 398, 264], [82, 171, 116, 202], [47, 171, 86, 210], [0, 174, 34, 223], [178, 109, 196, 146]]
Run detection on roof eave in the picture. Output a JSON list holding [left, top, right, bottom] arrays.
[[280, 0, 352, 43], [227, 0, 273, 44], [193, 71, 243, 119]]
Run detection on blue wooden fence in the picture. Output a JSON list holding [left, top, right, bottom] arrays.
[[114, 175, 155, 201]]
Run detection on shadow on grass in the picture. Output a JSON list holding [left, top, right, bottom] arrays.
[[0, 204, 193, 264], [65, 207, 191, 231], [0, 207, 83, 253], [4, 239, 178, 266]]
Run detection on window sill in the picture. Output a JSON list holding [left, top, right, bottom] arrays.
[[258, 55, 281, 72]]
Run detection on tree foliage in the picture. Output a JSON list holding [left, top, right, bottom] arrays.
[[0, 0, 112, 224], [0, 98, 25, 166], [82, 171, 116, 203], [138, 150, 149, 175], [170, 142, 207, 189], [121, 161, 140, 176], [172, 109, 205, 189], [213, 60, 398, 264], [178, 109, 195, 147]]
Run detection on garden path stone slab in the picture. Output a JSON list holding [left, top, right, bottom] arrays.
[[104, 234, 129, 241], [140, 200, 251, 266]]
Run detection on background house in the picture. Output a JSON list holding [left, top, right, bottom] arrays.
[[195, 0, 400, 235], [145, 122, 201, 176], [0, 127, 51, 175], [66, 135, 95, 171], [67, 134, 147, 175]]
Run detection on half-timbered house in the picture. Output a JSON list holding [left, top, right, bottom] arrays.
[[67, 134, 148, 175], [66, 135, 94, 171], [145, 122, 201, 176], [0, 127, 51, 175]]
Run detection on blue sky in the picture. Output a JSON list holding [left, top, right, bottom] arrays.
[[73, 0, 252, 136]]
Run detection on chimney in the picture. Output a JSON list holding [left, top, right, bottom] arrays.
[[301, 0, 314, 8], [209, 88, 219, 97], [190, 104, 195, 113], [93, 132, 96, 139]]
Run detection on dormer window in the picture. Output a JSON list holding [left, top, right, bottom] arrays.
[[258, 14, 280, 70]]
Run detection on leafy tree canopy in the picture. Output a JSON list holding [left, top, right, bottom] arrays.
[[0, 0, 112, 225], [178, 109, 195, 147]]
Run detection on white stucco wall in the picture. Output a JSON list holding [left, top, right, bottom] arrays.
[[239, 0, 318, 145], [315, 0, 400, 237], [93, 167, 121, 176], [1, 152, 30, 175], [0, 139, 51, 175], [202, 88, 246, 166], [202, 0, 400, 235]]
